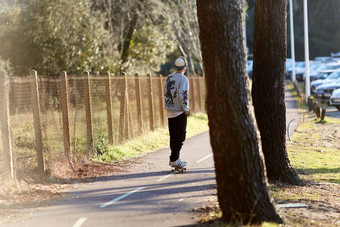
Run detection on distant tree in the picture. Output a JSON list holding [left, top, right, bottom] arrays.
[[165, 0, 202, 76], [0, 0, 109, 76], [252, 0, 303, 185], [196, 0, 283, 224], [91, 0, 177, 74]]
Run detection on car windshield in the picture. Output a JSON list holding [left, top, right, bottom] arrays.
[[327, 71, 340, 79], [326, 64, 340, 70], [309, 62, 323, 70], [317, 73, 328, 79], [333, 77, 340, 84], [315, 64, 328, 71]]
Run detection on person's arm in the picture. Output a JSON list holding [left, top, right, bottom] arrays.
[[179, 77, 190, 114]]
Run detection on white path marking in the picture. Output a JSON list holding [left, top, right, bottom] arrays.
[[157, 173, 174, 182], [73, 217, 87, 227], [196, 154, 213, 163], [277, 203, 308, 208], [100, 187, 146, 208]]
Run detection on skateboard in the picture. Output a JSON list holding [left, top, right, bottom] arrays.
[[171, 166, 187, 173]]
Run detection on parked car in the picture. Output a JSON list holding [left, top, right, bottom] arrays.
[[314, 77, 340, 104], [312, 69, 338, 81], [329, 88, 340, 110], [311, 71, 340, 94], [309, 63, 340, 81], [295, 62, 305, 82], [295, 60, 323, 82], [286, 58, 293, 79]]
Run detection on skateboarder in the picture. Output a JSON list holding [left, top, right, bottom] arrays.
[[164, 56, 190, 170]]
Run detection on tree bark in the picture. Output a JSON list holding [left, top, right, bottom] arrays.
[[252, 0, 303, 185], [120, 10, 140, 65], [196, 0, 283, 224]]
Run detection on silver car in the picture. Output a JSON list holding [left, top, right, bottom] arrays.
[[329, 88, 340, 110], [311, 71, 340, 94], [315, 77, 340, 104]]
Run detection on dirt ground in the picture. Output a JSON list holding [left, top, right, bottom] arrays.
[[1, 121, 339, 226], [273, 182, 340, 226], [0, 160, 128, 224], [191, 182, 340, 227]]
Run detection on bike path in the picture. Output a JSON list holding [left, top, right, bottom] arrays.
[[2, 132, 217, 227], [2, 88, 301, 227]]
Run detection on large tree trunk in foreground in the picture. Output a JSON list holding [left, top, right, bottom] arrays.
[[196, 0, 283, 224], [252, 0, 303, 185]]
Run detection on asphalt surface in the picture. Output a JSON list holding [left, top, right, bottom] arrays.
[[1, 88, 308, 227], [324, 106, 340, 118], [285, 88, 302, 141], [3, 132, 217, 227]]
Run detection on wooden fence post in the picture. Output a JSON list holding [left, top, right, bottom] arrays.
[[135, 73, 144, 133], [119, 72, 127, 142], [147, 74, 155, 131], [197, 77, 202, 112], [30, 70, 45, 175], [190, 77, 196, 114], [105, 72, 114, 144], [0, 70, 14, 180], [158, 75, 166, 127], [60, 71, 71, 158], [124, 74, 132, 139], [83, 71, 93, 153]]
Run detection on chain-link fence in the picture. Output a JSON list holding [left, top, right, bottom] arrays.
[[0, 70, 206, 181]]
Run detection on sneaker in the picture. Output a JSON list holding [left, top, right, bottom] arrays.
[[169, 158, 187, 167]]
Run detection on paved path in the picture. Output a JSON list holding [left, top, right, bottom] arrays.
[[2, 89, 301, 227], [285, 88, 302, 141], [3, 132, 217, 227]]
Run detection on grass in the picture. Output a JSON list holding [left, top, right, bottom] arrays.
[[287, 81, 308, 110], [286, 80, 340, 184], [95, 113, 209, 162], [287, 115, 340, 184], [198, 81, 340, 226]]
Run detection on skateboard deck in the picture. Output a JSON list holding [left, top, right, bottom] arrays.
[[171, 166, 187, 173]]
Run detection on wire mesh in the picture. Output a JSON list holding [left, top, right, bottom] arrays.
[[1, 72, 206, 178], [8, 77, 35, 177]]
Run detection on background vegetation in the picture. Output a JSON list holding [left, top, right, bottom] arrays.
[[246, 0, 340, 60], [95, 113, 209, 162], [1, 0, 340, 76], [0, 0, 201, 76]]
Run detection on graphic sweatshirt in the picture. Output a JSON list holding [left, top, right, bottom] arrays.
[[164, 72, 189, 117]]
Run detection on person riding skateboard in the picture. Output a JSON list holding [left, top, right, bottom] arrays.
[[164, 56, 190, 169]]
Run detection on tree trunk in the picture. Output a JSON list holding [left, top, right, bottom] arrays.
[[252, 0, 303, 185], [120, 10, 139, 65], [196, 0, 283, 224]]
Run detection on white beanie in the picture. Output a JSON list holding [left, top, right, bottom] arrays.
[[174, 57, 187, 69]]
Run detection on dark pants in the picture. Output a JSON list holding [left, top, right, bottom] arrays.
[[168, 113, 187, 162]]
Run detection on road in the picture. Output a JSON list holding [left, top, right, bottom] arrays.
[[2, 132, 217, 227], [2, 89, 304, 227], [325, 106, 340, 118]]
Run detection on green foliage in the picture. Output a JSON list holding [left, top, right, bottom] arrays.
[[129, 23, 176, 74], [287, 118, 340, 184], [0, 0, 200, 76], [0, 0, 111, 76], [0, 57, 13, 75], [95, 113, 209, 163], [95, 134, 109, 155], [75, 136, 87, 154]]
